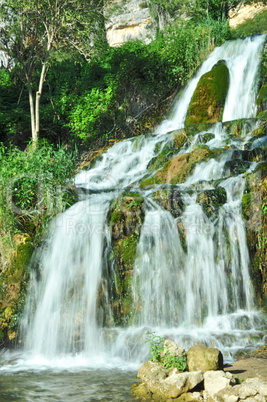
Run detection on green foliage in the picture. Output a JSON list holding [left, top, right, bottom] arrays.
[[0, 140, 78, 236], [162, 353, 188, 371], [145, 331, 164, 362], [0, 14, 230, 146], [46, 19, 230, 143], [147, 0, 239, 22], [185, 60, 230, 126], [145, 332, 188, 371]]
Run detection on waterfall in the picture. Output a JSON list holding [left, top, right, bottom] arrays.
[[19, 34, 266, 365]]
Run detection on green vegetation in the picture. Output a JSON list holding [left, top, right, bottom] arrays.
[[185, 60, 230, 125], [0, 141, 78, 342], [146, 332, 188, 371], [0, 0, 103, 144], [0, 0, 266, 347], [257, 38, 267, 115], [103, 193, 145, 326], [231, 10, 267, 39], [0, 17, 231, 147]]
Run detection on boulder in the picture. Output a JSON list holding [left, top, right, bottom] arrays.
[[185, 60, 230, 126], [137, 361, 203, 400], [187, 344, 223, 373], [151, 371, 204, 399], [204, 370, 236, 398]]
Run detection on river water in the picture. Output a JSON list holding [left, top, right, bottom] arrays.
[[0, 35, 266, 401]]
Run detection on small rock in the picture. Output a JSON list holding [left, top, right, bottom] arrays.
[[161, 339, 186, 358]]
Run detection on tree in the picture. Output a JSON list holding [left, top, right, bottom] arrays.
[[0, 0, 104, 146]]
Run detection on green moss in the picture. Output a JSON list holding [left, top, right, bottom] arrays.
[[103, 193, 145, 326], [0, 236, 34, 343], [110, 209, 123, 224], [256, 84, 267, 113], [148, 149, 175, 174], [197, 187, 227, 218], [231, 10, 267, 39], [170, 147, 211, 184], [140, 176, 162, 187], [185, 60, 230, 126], [242, 193, 251, 220]]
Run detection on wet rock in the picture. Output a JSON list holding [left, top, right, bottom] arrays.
[[153, 187, 184, 218], [140, 147, 210, 187], [187, 344, 223, 373], [185, 60, 230, 126], [245, 134, 267, 150], [196, 187, 227, 218], [197, 133, 215, 144], [224, 159, 250, 176]]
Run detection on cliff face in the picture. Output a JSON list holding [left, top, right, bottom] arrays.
[[104, 0, 156, 47]]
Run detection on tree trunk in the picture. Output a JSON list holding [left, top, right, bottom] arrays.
[[27, 63, 47, 149], [28, 82, 37, 148], [35, 63, 47, 141]]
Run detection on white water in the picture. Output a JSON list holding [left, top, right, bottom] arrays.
[[1, 35, 266, 375], [157, 35, 265, 133]]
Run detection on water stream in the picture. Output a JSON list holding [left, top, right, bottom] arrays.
[[0, 35, 266, 401]]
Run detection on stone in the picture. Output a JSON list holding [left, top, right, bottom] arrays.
[[185, 60, 230, 126], [154, 371, 204, 399], [204, 370, 236, 398], [137, 360, 167, 383], [136, 363, 203, 400], [160, 339, 186, 358], [131, 382, 152, 399], [187, 344, 223, 373], [175, 391, 203, 401], [214, 377, 267, 402], [104, 0, 155, 47]]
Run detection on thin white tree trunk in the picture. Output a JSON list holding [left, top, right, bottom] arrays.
[[35, 63, 47, 140], [28, 82, 37, 147]]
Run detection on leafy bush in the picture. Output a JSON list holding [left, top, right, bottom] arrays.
[[146, 332, 188, 371], [62, 19, 230, 142], [0, 140, 78, 237]]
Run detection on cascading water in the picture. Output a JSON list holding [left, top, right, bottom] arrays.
[[0, 34, 266, 400]]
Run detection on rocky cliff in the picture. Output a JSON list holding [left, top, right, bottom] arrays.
[[104, 0, 156, 47]]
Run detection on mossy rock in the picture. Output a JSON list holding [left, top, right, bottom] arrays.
[[224, 160, 250, 177], [140, 147, 211, 187], [256, 83, 267, 113], [147, 148, 176, 174], [153, 187, 184, 218], [0, 235, 34, 345], [131, 383, 152, 400], [196, 187, 227, 218], [242, 171, 267, 301], [102, 192, 145, 326], [197, 132, 215, 144], [185, 60, 230, 126]]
